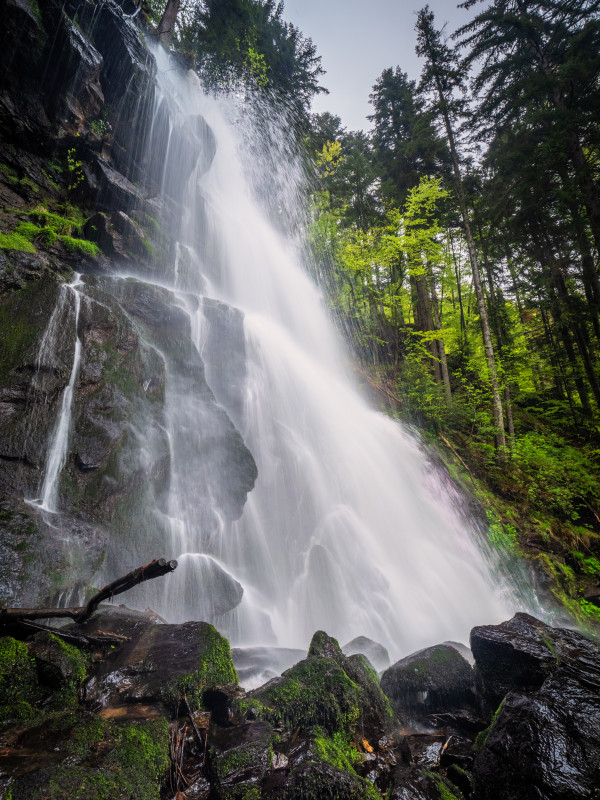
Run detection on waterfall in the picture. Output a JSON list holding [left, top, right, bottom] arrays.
[[29, 273, 84, 514], [28, 46, 515, 662], [130, 50, 513, 658]]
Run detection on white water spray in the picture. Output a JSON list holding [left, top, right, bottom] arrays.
[[140, 52, 514, 659], [31, 273, 84, 513]]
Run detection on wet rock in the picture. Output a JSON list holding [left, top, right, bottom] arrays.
[[27, 630, 87, 691], [231, 646, 306, 690], [381, 644, 477, 722], [470, 611, 600, 708], [208, 721, 273, 797], [83, 620, 238, 712], [387, 764, 449, 800], [198, 297, 247, 426], [262, 758, 376, 800], [471, 613, 600, 800], [42, 12, 104, 136], [91, 155, 145, 212], [442, 640, 474, 666], [244, 631, 393, 742], [342, 635, 390, 672]]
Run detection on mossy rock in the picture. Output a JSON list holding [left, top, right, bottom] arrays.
[[381, 644, 476, 722], [240, 631, 393, 741], [208, 720, 274, 799], [84, 620, 237, 713], [8, 714, 170, 800], [0, 636, 44, 723]]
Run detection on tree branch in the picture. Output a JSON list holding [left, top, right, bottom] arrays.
[[0, 558, 178, 625]]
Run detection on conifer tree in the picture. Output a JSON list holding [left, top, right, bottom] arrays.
[[416, 5, 507, 456]]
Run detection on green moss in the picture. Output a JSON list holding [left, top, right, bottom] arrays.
[[313, 731, 360, 773], [0, 637, 41, 721], [5, 208, 99, 257], [29, 717, 170, 800], [45, 633, 88, 699], [216, 746, 260, 779], [0, 231, 36, 252], [474, 699, 504, 752], [175, 624, 238, 710], [247, 656, 363, 735], [60, 236, 101, 256], [310, 731, 379, 799], [539, 553, 600, 631], [20, 176, 39, 193], [0, 163, 18, 180]]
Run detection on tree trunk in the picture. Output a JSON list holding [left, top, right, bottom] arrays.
[[435, 86, 506, 456], [156, 0, 181, 45]]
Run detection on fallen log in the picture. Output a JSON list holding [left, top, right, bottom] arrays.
[[0, 558, 178, 625]]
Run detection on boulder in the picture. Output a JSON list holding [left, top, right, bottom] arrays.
[[242, 630, 393, 743], [471, 613, 600, 800], [342, 635, 390, 672], [83, 619, 238, 712], [470, 611, 599, 708], [381, 644, 477, 722]]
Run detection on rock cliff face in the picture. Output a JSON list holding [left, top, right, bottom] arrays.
[[0, 0, 257, 611]]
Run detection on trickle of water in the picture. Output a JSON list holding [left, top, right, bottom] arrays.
[[30, 273, 84, 513]]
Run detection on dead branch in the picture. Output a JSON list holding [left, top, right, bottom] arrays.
[[0, 558, 178, 626]]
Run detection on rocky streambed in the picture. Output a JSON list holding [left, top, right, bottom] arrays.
[[0, 610, 598, 799]]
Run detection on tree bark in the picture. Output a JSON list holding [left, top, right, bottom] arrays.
[[156, 0, 181, 45]]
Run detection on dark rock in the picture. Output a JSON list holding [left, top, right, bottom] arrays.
[[470, 611, 599, 708], [27, 630, 86, 690], [262, 759, 376, 800], [471, 613, 600, 800], [342, 635, 390, 672], [91, 155, 145, 212], [381, 644, 477, 722], [208, 720, 273, 796], [41, 11, 104, 136], [231, 646, 306, 690], [83, 620, 238, 712], [388, 764, 447, 800]]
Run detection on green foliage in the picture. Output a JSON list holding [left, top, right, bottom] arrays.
[[66, 146, 85, 192], [572, 551, 600, 576], [0, 230, 37, 252], [486, 510, 520, 554], [173, 0, 325, 123], [513, 432, 600, 520]]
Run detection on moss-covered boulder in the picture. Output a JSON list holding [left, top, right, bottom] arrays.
[[0, 636, 44, 723], [7, 713, 170, 800], [240, 631, 393, 743], [84, 619, 237, 712], [381, 644, 476, 723]]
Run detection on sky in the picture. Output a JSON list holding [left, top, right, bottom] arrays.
[[281, 0, 476, 132]]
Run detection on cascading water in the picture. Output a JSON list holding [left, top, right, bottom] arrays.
[[30, 44, 515, 664], [130, 49, 513, 658], [29, 273, 84, 514]]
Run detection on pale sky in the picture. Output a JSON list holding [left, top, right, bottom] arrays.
[[281, 0, 476, 131]]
